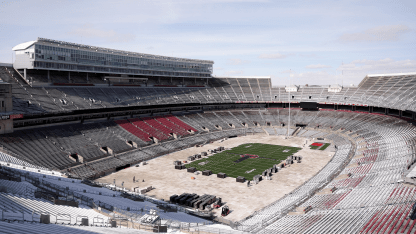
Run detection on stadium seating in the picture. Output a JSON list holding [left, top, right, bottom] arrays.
[[114, 119, 152, 142], [4, 66, 416, 114], [0, 108, 415, 233], [164, 114, 198, 132], [3, 64, 416, 233], [234, 110, 416, 233]]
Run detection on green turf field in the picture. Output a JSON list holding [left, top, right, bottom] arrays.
[[185, 143, 301, 181], [319, 143, 331, 150], [309, 143, 331, 150]]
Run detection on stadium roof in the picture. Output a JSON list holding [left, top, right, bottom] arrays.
[[213, 76, 271, 79], [366, 72, 416, 77], [13, 38, 214, 65], [12, 40, 36, 51]]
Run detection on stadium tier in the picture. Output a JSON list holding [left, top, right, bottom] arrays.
[[0, 108, 415, 233], [1, 38, 416, 233], [2, 66, 416, 116]]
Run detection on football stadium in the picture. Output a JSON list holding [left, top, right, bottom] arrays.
[[0, 1, 415, 234]]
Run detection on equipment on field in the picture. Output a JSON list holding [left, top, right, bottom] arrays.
[[175, 165, 186, 170], [273, 164, 279, 173], [213, 197, 222, 208], [253, 175, 262, 183], [202, 170, 212, 176], [169, 195, 178, 203], [221, 205, 230, 216], [236, 176, 245, 183], [187, 167, 196, 173], [217, 173, 226, 178]]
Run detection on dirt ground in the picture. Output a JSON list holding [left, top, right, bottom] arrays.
[[95, 134, 334, 221]]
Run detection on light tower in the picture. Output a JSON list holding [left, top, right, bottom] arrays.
[[288, 72, 294, 138]]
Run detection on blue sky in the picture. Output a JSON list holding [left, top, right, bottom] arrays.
[[0, 0, 415, 86]]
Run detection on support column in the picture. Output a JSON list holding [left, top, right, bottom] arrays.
[[369, 106, 373, 113], [47, 70, 50, 83], [182, 77, 184, 87], [385, 108, 388, 115], [86, 73, 89, 83], [24, 68, 27, 80], [399, 110, 402, 118], [68, 71, 71, 83]]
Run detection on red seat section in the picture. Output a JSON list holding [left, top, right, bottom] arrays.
[[114, 119, 151, 142], [130, 118, 169, 140], [155, 116, 189, 136], [116, 115, 196, 142], [141, 117, 172, 139], [165, 115, 198, 132]]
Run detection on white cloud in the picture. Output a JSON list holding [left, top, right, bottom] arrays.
[[299, 53, 317, 58], [227, 59, 251, 65], [200, 0, 270, 2], [339, 58, 416, 74], [271, 58, 416, 86], [332, 58, 416, 85], [223, 70, 244, 76], [258, 53, 291, 59], [339, 25, 411, 42], [305, 64, 331, 69], [272, 71, 337, 86], [68, 24, 136, 43]]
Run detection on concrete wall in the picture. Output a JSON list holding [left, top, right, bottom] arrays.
[[0, 83, 12, 113], [0, 119, 13, 134], [13, 54, 34, 70], [0, 82, 13, 134]]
